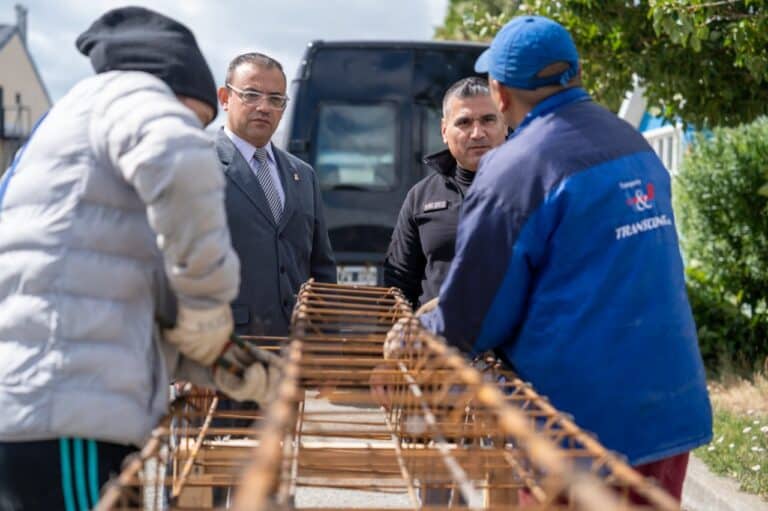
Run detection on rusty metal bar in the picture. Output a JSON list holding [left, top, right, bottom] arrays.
[[171, 395, 219, 497], [230, 281, 680, 511], [98, 281, 681, 510]]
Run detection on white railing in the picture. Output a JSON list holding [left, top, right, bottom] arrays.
[[643, 124, 685, 174]]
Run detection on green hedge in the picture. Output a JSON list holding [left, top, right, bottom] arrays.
[[686, 270, 768, 371], [674, 117, 768, 372]]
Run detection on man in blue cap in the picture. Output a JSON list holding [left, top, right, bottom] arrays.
[[410, 15, 712, 503]]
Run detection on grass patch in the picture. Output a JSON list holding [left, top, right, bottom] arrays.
[[695, 408, 768, 499]]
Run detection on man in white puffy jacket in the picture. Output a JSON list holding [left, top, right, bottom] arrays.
[[0, 7, 280, 509]]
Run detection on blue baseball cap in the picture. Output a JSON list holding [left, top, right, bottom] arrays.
[[475, 16, 579, 90]]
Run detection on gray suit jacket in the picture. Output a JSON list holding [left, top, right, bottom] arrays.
[[216, 129, 336, 336]]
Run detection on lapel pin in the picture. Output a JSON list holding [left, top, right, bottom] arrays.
[[293, 172, 300, 182]]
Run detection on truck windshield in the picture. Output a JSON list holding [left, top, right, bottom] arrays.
[[314, 103, 397, 191]]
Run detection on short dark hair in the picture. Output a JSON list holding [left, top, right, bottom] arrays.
[[442, 77, 490, 117], [225, 52, 286, 85]]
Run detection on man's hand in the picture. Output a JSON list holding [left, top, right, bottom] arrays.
[[164, 305, 233, 365], [383, 317, 411, 360], [415, 297, 438, 316], [213, 340, 283, 404], [164, 305, 283, 404]]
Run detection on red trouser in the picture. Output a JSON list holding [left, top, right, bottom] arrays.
[[518, 451, 690, 505], [632, 451, 690, 502]]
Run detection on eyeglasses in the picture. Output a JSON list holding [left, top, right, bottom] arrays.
[[226, 83, 288, 110]]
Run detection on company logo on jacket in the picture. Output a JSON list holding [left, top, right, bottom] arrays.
[[615, 179, 671, 240], [621, 179, 655, 212]]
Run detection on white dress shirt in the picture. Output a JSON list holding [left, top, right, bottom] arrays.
[[224, 127, 285, 208]]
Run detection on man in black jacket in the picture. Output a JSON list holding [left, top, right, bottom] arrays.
[[384, 77, 507, 307]]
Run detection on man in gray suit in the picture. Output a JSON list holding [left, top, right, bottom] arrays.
[[216, 52, 336, 336]]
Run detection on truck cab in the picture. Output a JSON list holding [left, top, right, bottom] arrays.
[[281, 40, 486, 285]]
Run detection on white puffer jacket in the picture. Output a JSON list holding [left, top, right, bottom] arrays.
[[0, 71, 240, 446]]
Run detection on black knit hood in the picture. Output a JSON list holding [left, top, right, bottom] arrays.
[[76, 6, 218, 117]]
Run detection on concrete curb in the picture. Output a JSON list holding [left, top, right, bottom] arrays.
[[682, 455, 768, 511]]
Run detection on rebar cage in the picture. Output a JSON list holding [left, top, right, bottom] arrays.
[[97, 282, 681, 511], [234, 282, 679, 511], [95, 386, 266, 510]]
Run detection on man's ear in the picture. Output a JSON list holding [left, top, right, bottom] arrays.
[[217, 86, 229, 111], [502, 88, 518, 116], [441, 117, 448, 144], [490, 79, 511, 114]]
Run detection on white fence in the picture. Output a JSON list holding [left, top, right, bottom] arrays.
[[643, 124, 685, 174]]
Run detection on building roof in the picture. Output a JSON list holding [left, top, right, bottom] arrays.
[[0, 24, 15, 49], [0, 24, 51, 104]]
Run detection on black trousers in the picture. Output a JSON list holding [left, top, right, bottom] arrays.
[[0, 438, 135, 511]]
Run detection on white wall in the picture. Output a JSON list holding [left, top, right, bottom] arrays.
[[0, 31, 50, 135]]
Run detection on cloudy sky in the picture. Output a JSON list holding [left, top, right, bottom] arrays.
[[11, 0, 449, 105]]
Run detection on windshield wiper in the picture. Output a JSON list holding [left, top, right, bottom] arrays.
[[326, 184, 373, 192]]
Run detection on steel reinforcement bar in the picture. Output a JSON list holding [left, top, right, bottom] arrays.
[[95, 387, 267, 510], [230, 281, 680, 511]]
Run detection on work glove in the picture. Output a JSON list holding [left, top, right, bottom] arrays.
[[213, 337, 283, 404], [383, 317, 420, 360], [164, 304, 233, 365], [164, 305, 283, 404], [383, 296, 436, 360], [414, 297, 438, 316]]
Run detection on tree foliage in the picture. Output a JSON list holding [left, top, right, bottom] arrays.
[[435, 0, 768, 128], [674, 118, 768, 369]]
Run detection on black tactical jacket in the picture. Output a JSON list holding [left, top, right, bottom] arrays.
[[383, 149, 474, 307]]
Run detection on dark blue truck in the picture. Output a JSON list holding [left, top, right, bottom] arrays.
[[280, 40, 486, 285]]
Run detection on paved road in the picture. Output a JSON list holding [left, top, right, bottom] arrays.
[[295, 393, 414, 508], [682, 455, 768, 511]]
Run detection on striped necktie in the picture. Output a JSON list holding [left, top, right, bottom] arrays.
[[253, 147, 282, 222]]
